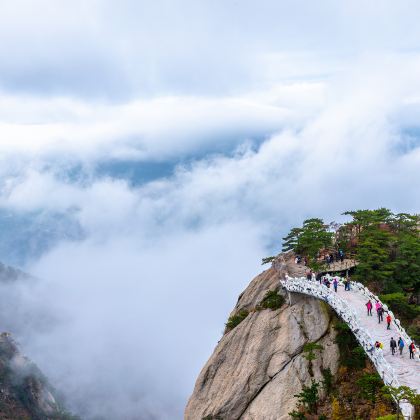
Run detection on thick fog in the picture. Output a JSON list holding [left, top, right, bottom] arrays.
[[0, 1, 419, 419]]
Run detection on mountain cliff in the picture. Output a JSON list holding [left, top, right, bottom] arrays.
[[0, 332, 75, 420], [0, 262, 75, 420], [185, 254, 340, 420]]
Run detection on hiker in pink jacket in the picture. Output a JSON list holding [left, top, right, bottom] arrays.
[[366, 300, 373, 316]]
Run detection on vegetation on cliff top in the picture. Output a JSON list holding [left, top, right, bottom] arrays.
[[281, 208, 419, 293], [281, 208, 419, 418], [281, 208, 420, 343]]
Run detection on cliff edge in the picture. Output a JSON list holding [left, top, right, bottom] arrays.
[[185, 254, 340, 420]]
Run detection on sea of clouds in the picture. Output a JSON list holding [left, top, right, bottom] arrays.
[[0, 1, 419, 419]]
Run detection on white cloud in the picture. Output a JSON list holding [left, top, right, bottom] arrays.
[[1, 223, 265, 419], [0, 3, 419, 419], [2, 0, 420, 97], [0, 56, 418, 419], [0, 88, 318, 165]]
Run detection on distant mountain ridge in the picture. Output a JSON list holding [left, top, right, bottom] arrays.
[[0, 261, 31, 283]]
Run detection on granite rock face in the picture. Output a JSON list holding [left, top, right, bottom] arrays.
[[185, 257, 340, 420]]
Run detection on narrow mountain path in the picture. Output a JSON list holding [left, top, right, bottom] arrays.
[[278, 260, 420, 419], [343, 285, 419, 390]]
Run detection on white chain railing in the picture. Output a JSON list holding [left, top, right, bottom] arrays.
[[280, 275, 416, 419]]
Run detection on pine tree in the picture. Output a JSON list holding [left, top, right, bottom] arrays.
[[353, 225, 396, 288], [282, 218, 333, 271]]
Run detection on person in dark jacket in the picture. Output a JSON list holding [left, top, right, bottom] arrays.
[[390, 337, 397, 355], [377, 306, 384, 323]]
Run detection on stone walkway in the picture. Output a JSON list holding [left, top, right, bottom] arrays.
[[279, 259, 420, 418], [341, 284, 419, 391]]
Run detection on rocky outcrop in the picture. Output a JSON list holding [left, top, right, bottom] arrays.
[[0, 332, 74, 420], [185, 256, 340, 420]]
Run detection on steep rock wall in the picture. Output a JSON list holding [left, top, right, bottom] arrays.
[[185, 262, 340, 420]]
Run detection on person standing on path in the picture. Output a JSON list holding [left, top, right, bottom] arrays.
[[375, 302, 383, 323], [390, 337, 397, 355], [344, 278, 350, 291], [386, 313, 392, 330], [333, 277, 338, 293], [366, 300, 373, 316], [377, 306, 384, 323], [398, 337, 404, 355], [409, 342, 415, 359]]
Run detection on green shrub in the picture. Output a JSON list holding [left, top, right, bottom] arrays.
[[356, 373, 383, 402], [321, 368, 333, 394], [289, 410, 306, 419], [258, 290, 285, 311], [380, 293, 420, 321], [348, 346, 367, 369], [225, 309, 249, 332], [294, 380, 320, 414], [334, 321, 366, 368], [375, 416, 397, 420], [303, 342, 323, 361], [407, 325, 420, 345]]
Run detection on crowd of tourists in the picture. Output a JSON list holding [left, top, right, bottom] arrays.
[[324, 249, 345, 265], [365, 298, 417, 360], [295, 249, 345, 267], [301, 266, 418, 362]]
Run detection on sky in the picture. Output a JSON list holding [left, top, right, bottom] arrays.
[[0, 1, 420, 419]]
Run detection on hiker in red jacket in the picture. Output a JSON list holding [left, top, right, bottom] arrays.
[[386, 313, 392, 330], [409, 342, 416, 359]]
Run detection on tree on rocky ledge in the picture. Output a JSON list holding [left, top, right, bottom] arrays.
[[282, 218, 333, 271]]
